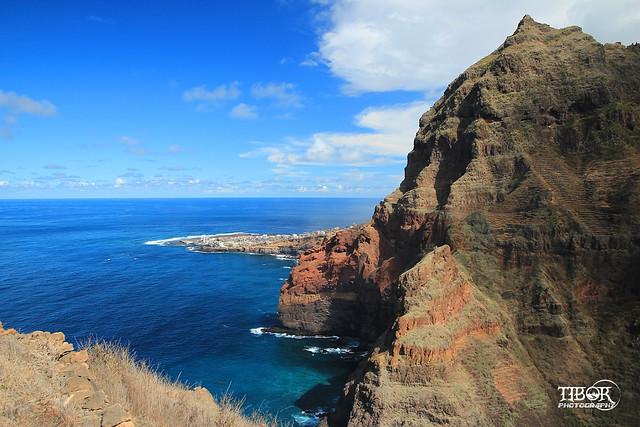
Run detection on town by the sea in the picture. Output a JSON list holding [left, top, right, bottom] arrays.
[[0, 198, 377, 425]]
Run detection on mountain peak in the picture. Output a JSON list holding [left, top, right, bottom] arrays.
[[279, 15, 640, 427], [517, 14, 535, 28]]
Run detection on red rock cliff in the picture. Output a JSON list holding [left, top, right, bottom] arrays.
[[280, 16, 640, 426]]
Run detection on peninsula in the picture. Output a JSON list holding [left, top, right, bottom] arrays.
[[148, 226, 359, 256]]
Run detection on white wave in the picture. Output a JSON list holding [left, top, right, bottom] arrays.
[[292, 408, 329, 426], [249, 327, 338, 340], [324, 347, 353, 354], [144, 231, 254, 246], [186, 247, 208, 253], [144, 235, 208, 246], [304, 346, 353, 355], [283, 266, 292, 269], [292, 413, 320, 426]]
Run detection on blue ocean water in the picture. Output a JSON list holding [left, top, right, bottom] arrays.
[[0, 198, 377, 425]]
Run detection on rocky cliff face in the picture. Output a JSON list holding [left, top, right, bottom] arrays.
[[279, 16, 640, 426]]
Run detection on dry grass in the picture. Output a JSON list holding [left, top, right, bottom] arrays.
[[0, 333, 75, 427], [0, 330, 276, 427], [85, 341, 275, 427]]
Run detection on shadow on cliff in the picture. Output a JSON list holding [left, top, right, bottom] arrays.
[[434, 116, 474, 208], [294, 372, 354, 415]]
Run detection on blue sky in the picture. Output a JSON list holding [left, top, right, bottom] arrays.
[[1, 0, 638, 198]]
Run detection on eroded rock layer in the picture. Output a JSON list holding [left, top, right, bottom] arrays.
[[279, 16, 640, 426]]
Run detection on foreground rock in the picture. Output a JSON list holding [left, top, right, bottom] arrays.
[[280, 16, 640, 426], [0, 323, 134, 427], [0, 323, 269, 427]]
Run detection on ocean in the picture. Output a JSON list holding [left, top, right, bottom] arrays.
[[0, 198, 377, 425]]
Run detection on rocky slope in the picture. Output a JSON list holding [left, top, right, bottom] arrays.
[[0, 323, 137, 427], [279, 16, 640, 426], [0, 323, 268, 427]]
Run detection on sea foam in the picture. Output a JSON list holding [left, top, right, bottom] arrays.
[[304, 346, 353, 355], [144, 235, 207, 246], [144, 232, 252, 246], [250, 327, 339, 340]]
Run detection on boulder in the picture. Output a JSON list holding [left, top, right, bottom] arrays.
[[83, 390, 108, 411], [101, 404, 131, 427], [60, 349, 89, 364]]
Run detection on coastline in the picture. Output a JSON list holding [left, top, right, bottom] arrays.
[[141, 220, 371, 425], [145, 225, 362, 257]]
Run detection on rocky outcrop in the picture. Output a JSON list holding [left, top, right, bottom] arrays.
[[279, 225, 408, 341], [0, 323, 265, 427], [280, 16, 640, 426], [0, 322, 134, 427]]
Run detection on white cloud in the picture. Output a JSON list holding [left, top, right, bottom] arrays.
[[300, 51, 324, 67], [119, 136, 148, 156], [314, 0, 640, 93], [120, 136, 139, 145], [0, 90, 57, 116], [183, 82, 241, 103], [241, 100, 426, 166], [566, 0, 640, 45], [251, 82, 302, 108], [168, 144, 183, 154], [65, 180, 96, 188], [341, 170, 375, 182], [0, 180, 8, 187], [114, 177, 126, 187], [230, 103, 258, 119]]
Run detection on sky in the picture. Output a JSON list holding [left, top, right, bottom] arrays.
[[1, 0, 639, 198]]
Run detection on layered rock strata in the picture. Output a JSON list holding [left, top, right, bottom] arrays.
[[280, 16, 640, 426]]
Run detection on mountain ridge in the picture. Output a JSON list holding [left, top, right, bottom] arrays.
[[279, 15, 640, 426]]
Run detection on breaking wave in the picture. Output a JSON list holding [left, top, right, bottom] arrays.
[[144, 231, 253, 246], [304, 346, 353, 355], [250, 327, 339, 340]]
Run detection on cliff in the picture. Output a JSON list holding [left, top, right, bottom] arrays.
[[279, 16, 640, 426], [0, 323, 270, 427]]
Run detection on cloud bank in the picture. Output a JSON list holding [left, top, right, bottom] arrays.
[[242, 101, 427, 167], [182, 82, 241, 107], [0, 90, 57, 116], [251, 82, 303, 108], [315, 0, 640, 93]]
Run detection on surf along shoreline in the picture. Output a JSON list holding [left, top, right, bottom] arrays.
[[145, 225, 361, 257], [146, 224, 369, 425]]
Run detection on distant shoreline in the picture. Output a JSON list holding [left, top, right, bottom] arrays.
[[145, 226, 360, 256]]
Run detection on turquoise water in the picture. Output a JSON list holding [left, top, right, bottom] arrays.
[[0, 198, 376, 425]]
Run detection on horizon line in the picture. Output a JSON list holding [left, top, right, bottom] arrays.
[[0, 195, 382, 201]]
